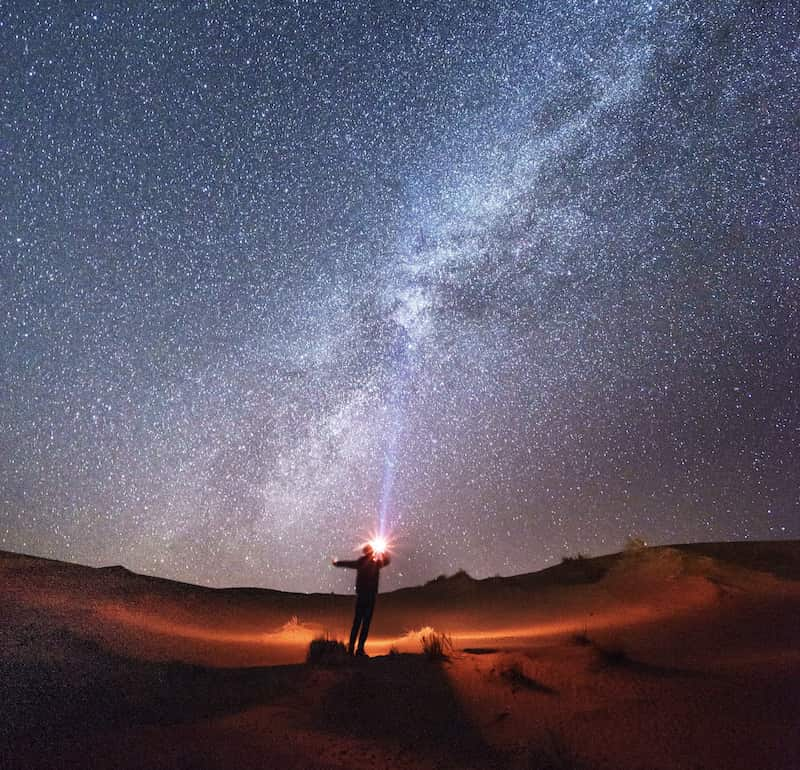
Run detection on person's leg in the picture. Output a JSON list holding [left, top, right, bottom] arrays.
[[348, 598, 363, 655], [356, 596, 375, 654]]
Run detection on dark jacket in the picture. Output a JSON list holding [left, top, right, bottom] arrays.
[[334, 553, 390, 596]]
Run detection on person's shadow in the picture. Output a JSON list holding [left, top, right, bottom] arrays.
[[312, 653, 502, 767], [2, 611, 502, 768]]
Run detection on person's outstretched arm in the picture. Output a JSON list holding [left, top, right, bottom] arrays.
[[333, 558, 360, 568]]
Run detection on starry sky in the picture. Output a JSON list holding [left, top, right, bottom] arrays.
[[2, 1, 798, 592]]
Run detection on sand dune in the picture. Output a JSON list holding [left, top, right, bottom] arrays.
[[2, 542, 799, 769]]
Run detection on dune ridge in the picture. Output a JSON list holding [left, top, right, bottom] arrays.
[[2, 541, 798, 769]]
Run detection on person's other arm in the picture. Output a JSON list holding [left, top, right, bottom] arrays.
[[333, 558, 360, 568], [379, 554, 391, 567]]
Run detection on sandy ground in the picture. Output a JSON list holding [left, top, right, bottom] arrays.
[[2, 542, 799, 769]]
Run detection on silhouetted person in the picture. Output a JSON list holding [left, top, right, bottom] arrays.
[[333, 544, 391, 656]]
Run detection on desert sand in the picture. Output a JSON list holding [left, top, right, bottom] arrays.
[[2, 541, 799, 769]]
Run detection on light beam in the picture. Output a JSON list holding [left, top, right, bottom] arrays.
[[377, 326, 412, 537]]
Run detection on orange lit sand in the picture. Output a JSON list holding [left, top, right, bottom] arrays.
[[2, 542, 799, 769]]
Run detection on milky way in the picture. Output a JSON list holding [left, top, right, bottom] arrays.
[[2, 1, 798, 591]]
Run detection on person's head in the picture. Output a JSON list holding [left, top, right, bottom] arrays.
[[362, 543, 374, 556]]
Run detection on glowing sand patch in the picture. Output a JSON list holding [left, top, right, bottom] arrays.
[[95, 602, 321, 646]]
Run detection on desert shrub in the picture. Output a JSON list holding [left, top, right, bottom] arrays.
[[424, 568, 472, 586], [388, 646, 400, 656], [572, 630, 591, 646], [307, 635, 348, 665], [281, 615, 301, 632], [624, 537, 647, 552], [420, 629, 453, 661], [425, 574, 448, 585], [596, 644, 631, 668]]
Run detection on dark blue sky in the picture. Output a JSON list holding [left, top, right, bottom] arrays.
[[2, 1, 798, 591]]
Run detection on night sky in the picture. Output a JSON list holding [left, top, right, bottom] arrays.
[[2, 1, 798, 592]]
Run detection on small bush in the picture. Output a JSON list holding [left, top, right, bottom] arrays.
[[597, 644, 631, 668], [572, 630, 591, 646], [424, 568, 473, 586], [307, 635, 348, 665], [388, 646, 400, 656], [624, 537, 647, 552], [421, 630, 453, 661], [426, 573, 448, 585]]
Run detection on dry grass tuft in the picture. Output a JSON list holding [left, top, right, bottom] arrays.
[[307, 635, 348, 665], [420, 629, 453, 661]]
